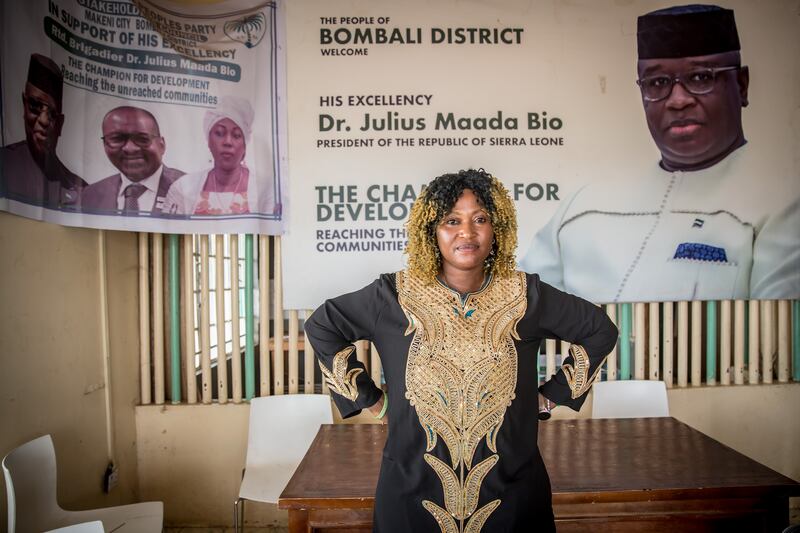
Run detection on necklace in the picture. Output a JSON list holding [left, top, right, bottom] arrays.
[[208, 166, 245, 213], [439, 272, 488, 302], [211, 166, 245, 193], [437, 273, 489, 319]]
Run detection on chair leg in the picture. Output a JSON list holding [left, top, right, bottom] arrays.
[[233, 498, 241, 533]]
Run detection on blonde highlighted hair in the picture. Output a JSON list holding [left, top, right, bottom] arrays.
[[405, 169, 517, 282]]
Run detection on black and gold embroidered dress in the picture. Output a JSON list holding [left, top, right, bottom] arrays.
[[305, 271, 618, 533]]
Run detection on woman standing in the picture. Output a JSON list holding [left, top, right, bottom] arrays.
[[305, 169, 617, 532], [164, 95, 276, 215]]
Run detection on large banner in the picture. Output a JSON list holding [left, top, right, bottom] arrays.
[[282, 0, 800, 308], [0, 0, 287, 234]]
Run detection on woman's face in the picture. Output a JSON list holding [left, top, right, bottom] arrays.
[[435, 189, 494, 276], [208, 118, 245, 172]]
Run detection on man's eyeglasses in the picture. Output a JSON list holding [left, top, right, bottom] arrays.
[[102, 133, 159, 149], [24, 96, 58, 120], [636, 66, 741, 102]]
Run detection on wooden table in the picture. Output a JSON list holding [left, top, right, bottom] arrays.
[[279, 418, 800, 532]]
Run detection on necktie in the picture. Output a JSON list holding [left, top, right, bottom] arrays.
[[123, 183, 147, 212]]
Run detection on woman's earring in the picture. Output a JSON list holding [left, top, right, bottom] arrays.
[[484, 252, 495, 269], [484, 240, 497, 270]]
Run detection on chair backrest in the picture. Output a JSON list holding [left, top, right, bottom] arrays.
[[2, 435, 63, 533], [46, 521, 104, 532], [245, 394, 333, 469], [591, 380, 669, 419]]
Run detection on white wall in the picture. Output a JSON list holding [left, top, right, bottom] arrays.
[[0, 213, 141, 531], [668, 383, 800, 483]]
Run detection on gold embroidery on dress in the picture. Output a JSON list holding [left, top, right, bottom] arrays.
[[398, 271, 527, 533], [562, 344, 606, 399], [318, 345, 362, 401]]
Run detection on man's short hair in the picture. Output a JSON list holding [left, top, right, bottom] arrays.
[[637, 4, 740, 60]]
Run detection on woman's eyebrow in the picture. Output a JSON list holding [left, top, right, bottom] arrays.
[[446, 209, 488, 217]]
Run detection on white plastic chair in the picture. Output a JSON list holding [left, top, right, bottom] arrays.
[[2, 435, 162, 533], [234, 393, 333, 532], [591, 380, 669, 419], [45, 521, 105, 532]]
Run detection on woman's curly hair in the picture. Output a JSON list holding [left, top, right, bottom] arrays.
[[405, 169, 517, 282]]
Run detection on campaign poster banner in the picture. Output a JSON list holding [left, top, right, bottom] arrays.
[[282, 0, 799, 309], [0, 0, 287, 234]]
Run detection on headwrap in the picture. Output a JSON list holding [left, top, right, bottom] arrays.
[[27, 53, 64, 109], [637, 4, 740, 60], [203, 95, 254, 143]]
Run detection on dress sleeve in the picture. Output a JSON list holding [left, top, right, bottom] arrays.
[[304, 276, 389, 418], [528, 275, 618, 411]]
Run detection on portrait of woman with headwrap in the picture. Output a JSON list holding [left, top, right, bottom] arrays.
[[164, 95, 276, 215], [304, 169, 618, 532]]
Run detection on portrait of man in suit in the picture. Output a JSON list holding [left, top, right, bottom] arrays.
[[81, 106, 184, 214], [0, 53, 86, 209]]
